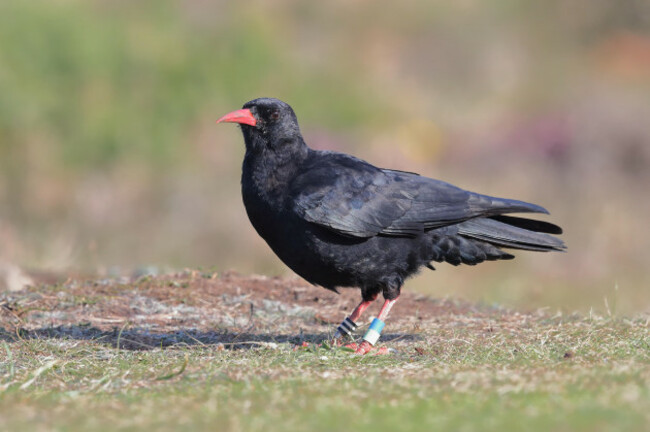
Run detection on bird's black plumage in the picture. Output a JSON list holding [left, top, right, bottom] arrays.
[[221, 98, 565, 303]]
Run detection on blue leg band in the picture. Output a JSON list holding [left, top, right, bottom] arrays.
[[362, 318, 385, 346]]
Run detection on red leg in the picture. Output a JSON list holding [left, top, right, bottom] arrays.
[[377, 297, 398, 321], [349, 299, 374, 322], [355, 296, 399, 355], [332, 294, 378, 342]]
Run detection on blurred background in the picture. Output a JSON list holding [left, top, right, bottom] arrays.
[[1, 0, 648, 314]]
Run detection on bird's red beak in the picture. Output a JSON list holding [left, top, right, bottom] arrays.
[[216, 108, 257, 126]]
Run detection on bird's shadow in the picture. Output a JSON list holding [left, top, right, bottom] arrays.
[[0, 324, 421, 351]]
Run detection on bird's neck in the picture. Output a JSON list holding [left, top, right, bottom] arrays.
[[242, 140, 310, 204]]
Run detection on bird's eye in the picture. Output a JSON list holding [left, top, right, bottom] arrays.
[[270, 110, 280, 121]]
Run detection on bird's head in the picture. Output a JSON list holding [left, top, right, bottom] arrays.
[[217, 98, 304, 155]]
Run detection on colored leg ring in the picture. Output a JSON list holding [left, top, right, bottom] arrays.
[[337, 316, 358, 337], [362, 317, 385, 346]]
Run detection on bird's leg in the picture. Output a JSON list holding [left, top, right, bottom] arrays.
[[332, 295, 377, 344], [355, 296, 399, 355]]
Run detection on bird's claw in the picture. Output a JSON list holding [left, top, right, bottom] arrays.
[[354, 340, 373, 355], [293, 340, 390, 355], [348, 341, 390, 355]]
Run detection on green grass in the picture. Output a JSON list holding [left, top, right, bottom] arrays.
[[1, 315, 648, 431]]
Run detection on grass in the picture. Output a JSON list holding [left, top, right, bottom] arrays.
[[1, 283, 648, 431], [1, 1, 648, 428]]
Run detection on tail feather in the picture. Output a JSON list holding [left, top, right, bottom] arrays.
[[489, 215, 563, 235], [457, 217, 566, 252]]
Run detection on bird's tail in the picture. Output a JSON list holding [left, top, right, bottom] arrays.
[[457, 216, 566, 252]]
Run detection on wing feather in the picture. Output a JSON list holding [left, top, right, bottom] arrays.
[[290, 152, 551, 238]]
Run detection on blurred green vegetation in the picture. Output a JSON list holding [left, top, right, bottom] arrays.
[[0, 1, 386, 171], [1, 0, 649, 313]]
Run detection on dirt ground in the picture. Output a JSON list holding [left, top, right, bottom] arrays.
[[0, 270, 531, 351]]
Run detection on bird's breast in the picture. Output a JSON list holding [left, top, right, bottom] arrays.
[[241, 173, 288, 243]]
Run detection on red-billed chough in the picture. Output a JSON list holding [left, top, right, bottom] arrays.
[[217, 98, 566, 354]]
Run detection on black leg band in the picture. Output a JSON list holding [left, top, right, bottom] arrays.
[[336, 317, 358, 336]]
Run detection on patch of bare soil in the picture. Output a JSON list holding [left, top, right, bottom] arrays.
[[0, 271, 522, 350]]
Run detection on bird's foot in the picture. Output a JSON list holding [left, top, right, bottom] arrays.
[[292, 340, 389, 355], [354, 340, 373, 355], [345, 341, 390, 355], [327, 298, 399, 355]]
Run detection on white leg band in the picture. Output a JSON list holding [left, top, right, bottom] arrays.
[[362, 317, 386, 346]]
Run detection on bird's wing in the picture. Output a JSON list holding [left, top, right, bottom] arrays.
[[290, 155, 411, 237], [379, 169, 550, 235], [290, 153, 549, 238]]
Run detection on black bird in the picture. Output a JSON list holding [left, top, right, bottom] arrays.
[[217, 98, 565, 354]]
